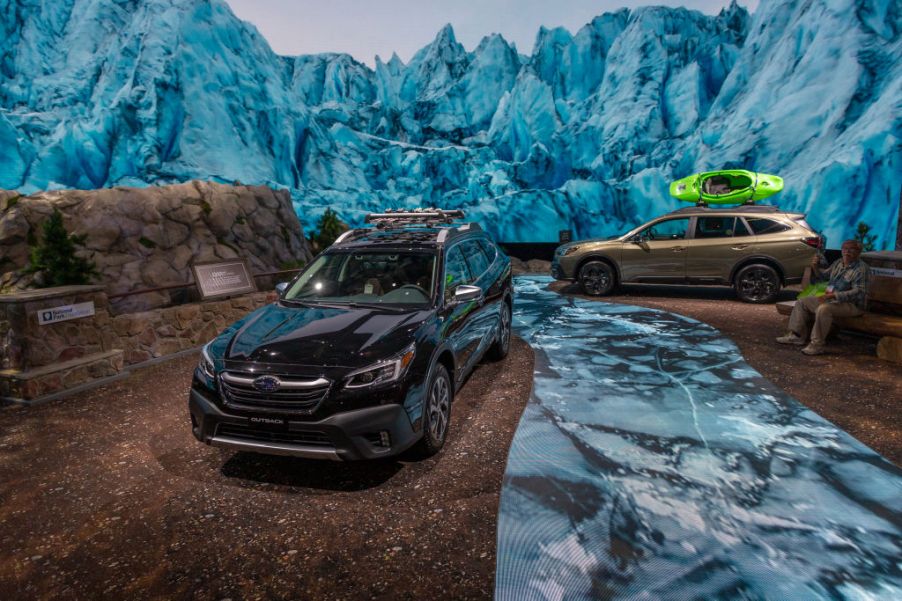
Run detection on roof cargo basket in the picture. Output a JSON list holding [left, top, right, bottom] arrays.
[[365, 208, 465, 229]]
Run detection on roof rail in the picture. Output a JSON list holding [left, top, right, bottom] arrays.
[[332, 228, 366, 245], [365, 208, 466, 229]]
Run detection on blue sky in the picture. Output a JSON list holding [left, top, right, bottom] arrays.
[[224, 0, 757, 67]]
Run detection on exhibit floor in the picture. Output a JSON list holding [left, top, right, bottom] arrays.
[[1, 276, 899, 599]]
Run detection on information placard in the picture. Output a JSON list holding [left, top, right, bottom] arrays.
[[37, 301, 96, 325], [191, 260, 256, 300]]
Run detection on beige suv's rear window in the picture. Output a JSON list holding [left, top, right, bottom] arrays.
[[745, 218, 791, 235]]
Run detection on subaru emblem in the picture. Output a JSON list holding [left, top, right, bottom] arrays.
[[253, 375, 281, 393]]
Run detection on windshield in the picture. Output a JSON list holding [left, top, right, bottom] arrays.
[[284, 251, 437, 307]]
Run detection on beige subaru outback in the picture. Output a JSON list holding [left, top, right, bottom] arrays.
[[551, 206, 820, 303]]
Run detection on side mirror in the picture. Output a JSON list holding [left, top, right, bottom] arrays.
[[630, 234, 647, 244], [275, 282, 289, 295], [452, 285, 483, 305]]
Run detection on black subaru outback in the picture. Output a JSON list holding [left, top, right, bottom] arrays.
[[188, 209, 513, 461]]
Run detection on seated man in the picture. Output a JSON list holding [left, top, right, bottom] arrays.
[[776, 239, 869, 355]]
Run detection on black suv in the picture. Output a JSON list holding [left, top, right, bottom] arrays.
[[188, 210, 513, 461]]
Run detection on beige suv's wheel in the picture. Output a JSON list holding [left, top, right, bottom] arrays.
[[579, 261, 616, 296], [734, 264, 781, 303]]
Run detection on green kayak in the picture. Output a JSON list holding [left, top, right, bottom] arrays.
[[669, 170, 783, 204]]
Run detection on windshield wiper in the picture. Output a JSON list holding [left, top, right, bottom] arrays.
[[280, 298, 342, 308], [339, 301, 408, 312]]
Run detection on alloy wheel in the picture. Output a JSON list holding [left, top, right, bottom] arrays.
[[738, 267, 778, 302], [499, 304, 511, 354], [427, 373, 450, 442], [580, 263, 612, 296]]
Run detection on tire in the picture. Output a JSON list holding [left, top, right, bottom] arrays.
[[734, 263, 781, 303], [413, 364, 453, 458], [579, 261, 616, 296], [486, 300, 512, 361]]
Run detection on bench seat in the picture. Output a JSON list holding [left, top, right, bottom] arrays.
[[776, 300, 902, 363]]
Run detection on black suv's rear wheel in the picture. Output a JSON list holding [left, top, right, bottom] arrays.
[[487, 301, 511, 361], [579, 261, 616, 296], [414, 364, 452, 457], [734, 264, 781, 303]]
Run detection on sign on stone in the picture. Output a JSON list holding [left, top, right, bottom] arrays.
[[37, 301, 96, 325], [870, 267, 902, 279], [192, 260, 256, 299]]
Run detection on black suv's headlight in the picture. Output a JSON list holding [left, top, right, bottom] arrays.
[[345, 345, 415, 389], [199, 342, 216, 378]]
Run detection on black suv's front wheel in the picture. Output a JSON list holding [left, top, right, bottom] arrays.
[[579, 261, 616, 296], [734, 264, 781, 303], [414, 364, 453, 457], [487, 301, 511, 361]]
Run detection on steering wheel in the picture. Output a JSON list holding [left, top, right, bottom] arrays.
[[646, 230, 656, 241]]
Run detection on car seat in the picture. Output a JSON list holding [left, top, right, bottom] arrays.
[[362, 277, 383, 296], [704, 176, 731, 195]]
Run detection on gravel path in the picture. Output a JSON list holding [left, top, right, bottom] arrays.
[[0, 339, 534, 600]]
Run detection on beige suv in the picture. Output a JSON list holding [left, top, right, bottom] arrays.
[[551, 206, 820, 303]]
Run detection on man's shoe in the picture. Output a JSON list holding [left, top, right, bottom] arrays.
[[801, 344, 825, 356], [776, 333, 805, 345]]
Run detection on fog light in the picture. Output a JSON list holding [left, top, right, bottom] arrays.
[[379, 430, 391, 448]]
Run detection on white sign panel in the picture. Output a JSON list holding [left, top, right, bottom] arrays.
[[192, 260, 256, 299], [870, 267, 902, 279], [37, 301, 96, 325]]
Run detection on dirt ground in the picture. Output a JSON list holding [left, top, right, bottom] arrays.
[[0, 338, 534, 601], [550, 280, 902, 466]]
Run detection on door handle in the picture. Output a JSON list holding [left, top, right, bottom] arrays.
[[672, 247, 686, 252], [731, 245, 749, 250]]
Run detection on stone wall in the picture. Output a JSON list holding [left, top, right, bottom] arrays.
[[1, 285, 273, 402], [111, 292, 272, 365], [0, 181, 312, 311]]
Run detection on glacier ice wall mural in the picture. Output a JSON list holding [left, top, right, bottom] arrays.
[[0, 0, 899, 247]]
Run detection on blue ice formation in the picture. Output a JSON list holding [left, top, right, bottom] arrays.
[[0, 0, 899, 247], [497, 276, 902, 599]]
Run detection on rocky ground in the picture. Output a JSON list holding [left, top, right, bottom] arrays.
[[0, 339, 534, 601], [550, 280, 902, 466]]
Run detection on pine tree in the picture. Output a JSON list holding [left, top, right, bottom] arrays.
[[26, 209, 98, 287], [308, 208, 348, 254], [853, 221, 877, 252]]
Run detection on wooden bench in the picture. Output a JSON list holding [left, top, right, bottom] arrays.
[[776, 251, 902, 364]]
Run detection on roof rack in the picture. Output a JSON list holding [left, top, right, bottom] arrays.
[[365, 208, 466, 229], [668, 205, 786, 215]]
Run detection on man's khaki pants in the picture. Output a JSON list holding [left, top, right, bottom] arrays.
[[788, 296, 863, 346]]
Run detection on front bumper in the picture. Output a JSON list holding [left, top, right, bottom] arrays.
[[189, 385, 420, 461], [551, 257, 574, 280]]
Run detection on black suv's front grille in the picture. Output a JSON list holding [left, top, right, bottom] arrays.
[[216, 424, 334, 447], [219, 372, 331, 414]]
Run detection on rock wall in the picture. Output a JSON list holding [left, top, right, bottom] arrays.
[[0, 181, 312, 310], [0, 284, 275, 401], [112, 292, 272, 365]]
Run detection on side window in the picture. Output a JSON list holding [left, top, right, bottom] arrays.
[[732, 218, 753, 237], [642, 218, 689, 240], [478, 239, 498, 264], [444, 246, 472, 301], [461, 240, 490, 280], [746, 218, 791, 235], [695, 217, 738, 238]]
